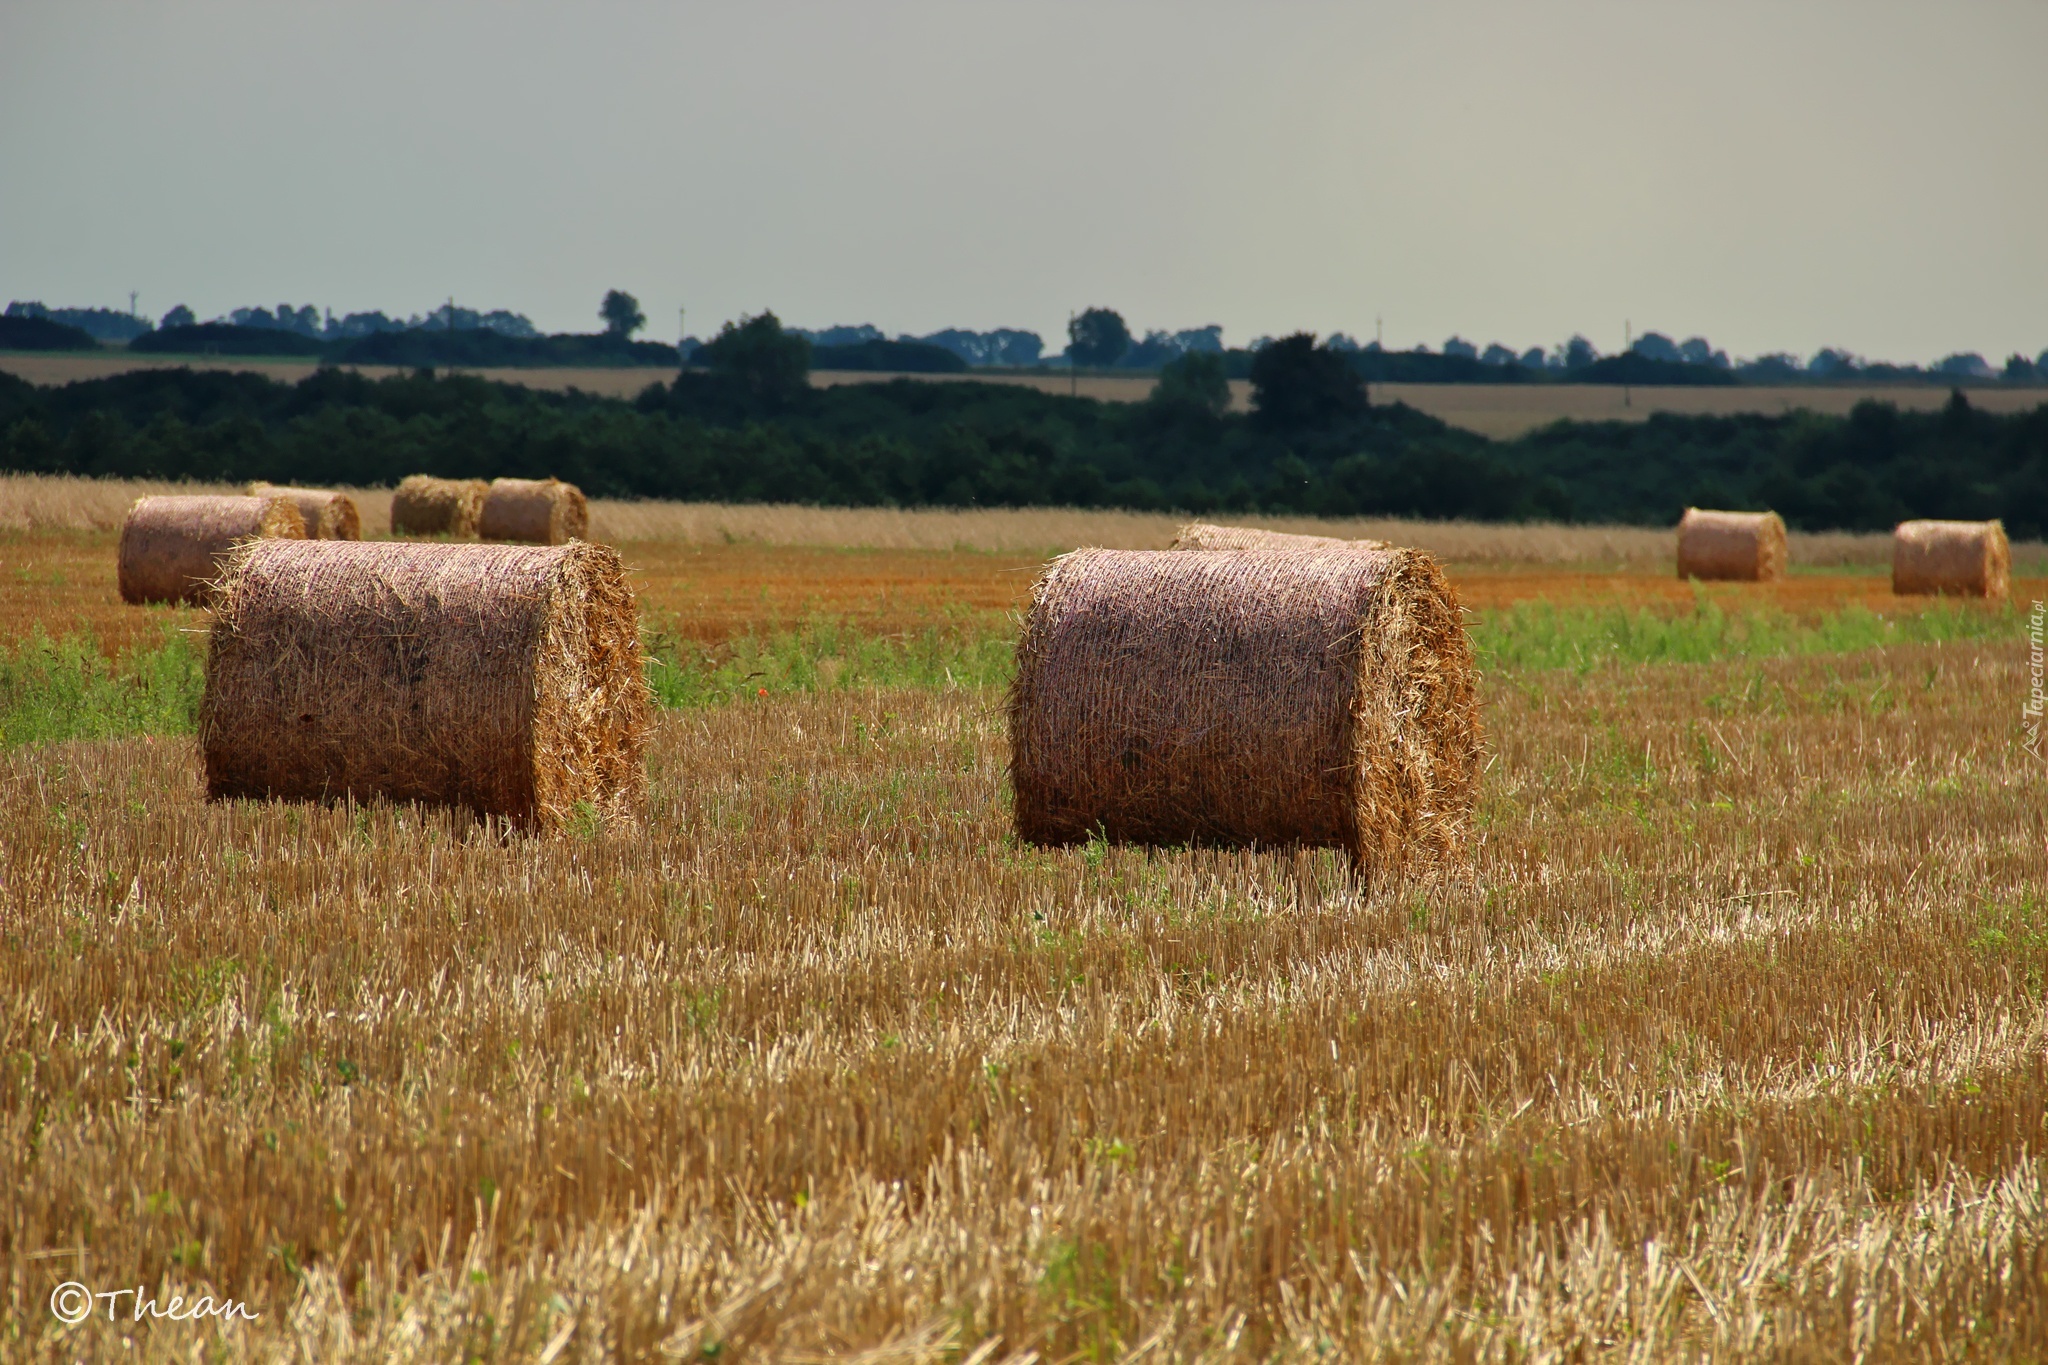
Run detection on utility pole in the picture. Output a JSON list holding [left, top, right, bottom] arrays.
[[678, 305, 687, 370], [1624, 319, 1632, 409], [1068, 310, 1077, 398], [129, 290, 138, 318], [1376, 315, 1382, 348]]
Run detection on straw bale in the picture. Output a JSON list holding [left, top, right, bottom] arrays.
[[246, 483, 361, 539], [1674, 508, 1788, 582], [1009, 547, 1482, 878], [117, 494, 306, 605], [1892, 519, 2010, 599], [201, 541, 649, 830], [480, 477, 590, 545], [1170, 521, 1393, 552], [390, 475, 488, 537]]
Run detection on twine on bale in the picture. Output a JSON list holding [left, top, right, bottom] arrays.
[[1009, 547, 1482, 880], [391, 475, 488, 537], [1170, 522, 1393, 552], [481, 477, 590, 545], [1675, 508, 1788, 582], [201, 540, 650, 831], [1892, 519, 2010, 599], [247, 483, 361, 539], [117, 494, 306, 605]]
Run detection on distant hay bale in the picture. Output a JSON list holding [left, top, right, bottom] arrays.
[[1675, 508, 1788, 582], [246, 483, 361, 539], [117, 494, 306, 605], [1170, 522, 1393, 552], [1009, 547, 1482, 878], [480, 477, 589, 545], [390, 475, 487, 537], [1892, 519, 2010, 599], [201, 541, 650, 830]]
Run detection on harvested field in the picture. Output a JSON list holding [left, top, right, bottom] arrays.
[[4, 480, 2048, 1357], [3, 620, 2044, 1359]]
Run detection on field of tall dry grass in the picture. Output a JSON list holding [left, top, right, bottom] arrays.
[[2, 485, 2045, 1360]]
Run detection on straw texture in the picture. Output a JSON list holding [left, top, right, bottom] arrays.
[[481, 477, 590, 545], [201, 540, 650, 830], [116, 494, 306, 605], [390, 475, 488, 537], [1009, 547, 1481, 879], [247, 483, 361, 540], [1675, 508, 1788, 582], [1892, 519, 2010, 599], [1171, 522, 1392, 552]]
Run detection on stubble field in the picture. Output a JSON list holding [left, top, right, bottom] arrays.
[[2, 486, 2045, 1360]]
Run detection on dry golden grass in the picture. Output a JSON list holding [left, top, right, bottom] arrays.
[[11, 473, 2017, 569], [4, 602, 2047, 1357]]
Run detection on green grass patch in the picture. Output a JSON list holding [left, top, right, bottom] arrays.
[[0, 626, 205, 746], [643, 618, 1013, 708], [0, 598, 2029, 746], [1471, 597, 2020, 674]]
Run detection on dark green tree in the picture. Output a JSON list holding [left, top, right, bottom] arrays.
[[1149, 351, 1230, 417], [695, 311, 812, 409], [600, 290, 646, 339], [1066, 307, 1131, 368], [1248, 333, 1367, 430]]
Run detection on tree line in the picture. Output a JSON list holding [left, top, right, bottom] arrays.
[[1, 314, 2042, 535]]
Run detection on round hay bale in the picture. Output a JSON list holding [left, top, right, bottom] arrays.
[[246, 483, 361, 540], [1892, 519, 2010, 599], [1170, 522, 1392, 552], [201, 541, 649, 830], [1675, 508, 1788, 582], [1009, 547, 1482, 878], [390, 475, 488, 537], [480, 477, 589, 545], [117, 494, 306, 605]]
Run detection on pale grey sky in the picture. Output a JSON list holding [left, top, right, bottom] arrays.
[[3, 1, 2044, 363]]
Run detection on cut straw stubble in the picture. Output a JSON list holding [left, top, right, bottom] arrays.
[[201, 540, 650, 830]]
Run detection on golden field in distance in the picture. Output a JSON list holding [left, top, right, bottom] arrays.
[[6, 351, 2045, 438]]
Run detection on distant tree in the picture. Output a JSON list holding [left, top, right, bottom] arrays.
[[1933, 352, 1992, 380], [1066, 307, 1131, 368], [1519, 346, 1547, 369], [1150, 351, 1230, 417], [1630, 332, 1681, 363], [160, 304, 196, 330], [1809, 348, 1859, 378], [1480, 343, 1518, 366], [601, 290, 646, 339], [1678, 337, 1729, 368], [1324, 332, 1364, 353], [1562, 335, 1599, 369], [695, 310, 812, 408], [1249, 332, 1368, 430], [1442, 336, 1478, 360], [2002, 353, 2039, 382]]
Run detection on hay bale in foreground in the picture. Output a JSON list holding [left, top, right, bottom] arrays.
[[1009, 547, 1481, 878], [480, 477, 589, 545], [1893, 519, 2009, 599], [246, 483, 361, 540], [390, 475, 488, 537], [201, 541, 650, 830], [1170, 522, 1392, 552], [117, 494, 306, 605], [1675, 508, 1788, 582]]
